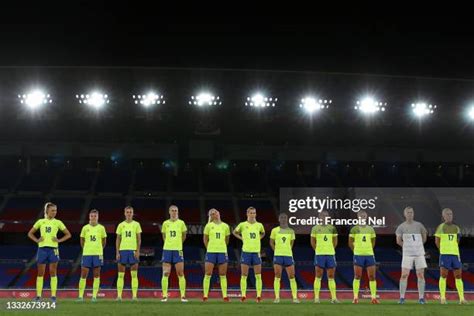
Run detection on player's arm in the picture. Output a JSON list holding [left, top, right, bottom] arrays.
[[269, 237, 275, 251], [203, 233, 209, 249], [116, 234, 121, 260], [182, 231, 187, 243], [232, 226, 243, 240], [27, 226, 42, 244], [225, 234, 230, 245], [371, 236, 376, 248], [135, 232, 141, 259], [56, 228, 72, 243], [348, 236, 354, 251], [396, 234, 403, 247], [332, 235, 338, 248], [310, 235, 316, 250], [435, 236, 440, 249], [80, 237, 85, 248]]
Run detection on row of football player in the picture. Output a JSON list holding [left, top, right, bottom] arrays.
[[27, 203, 468, 304]]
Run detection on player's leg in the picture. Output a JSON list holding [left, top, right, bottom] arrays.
[[36, 263, 46, 300], [49, 262, 58, 300], [203, 261, 215, 300], [352, 263, 363, 303], [314, 266, 324, 302], [327, 267, 338, 302], [240, 263, 249, 300], [161, 262, 171, 300], [175, 261, 186, 300], [92, 266, 101, 300], [439, 266, 449, 304], [116, 263, 126, 300], [130, 263, 139, 299], [453, 267, 466, 303], [273, 263, 283, 302], [415, 255, 427, 304], [367, 264, 378, 303], [285, 263, 299, 302], [399, 266, 411, 303], [78, 266, 89, 300], [254, 263, 263, 301], [218, 261, 229, 300]]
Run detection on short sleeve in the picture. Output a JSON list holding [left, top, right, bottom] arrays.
[[259, 223, 265, 233], [204, 223, 210, 235], [80, 226, 86, 238], [136, 222, 142, 234], [291, 229, 296, 241], [102, 226, 107, 238], [57, 220, 66, 231], [116, 223, 122, 234], [349, 226, 357, 238], [33, 219, 42, 230], [371, 227, 376, 238], [332, 226, 338, 236], [434, 224, 442, 237], [181, 221, 187, 232], [235, 222, 243, 233], [310, 226, 317, 237], [270, 228, 276, 240], [161, 221, 167, 234], [225, 224, 230, 236], [395, 224, 403, 237]]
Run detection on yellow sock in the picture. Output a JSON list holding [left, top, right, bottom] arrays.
[[289, 278, 298, 300], [274, 277, 281, 299], [455, 278, 465, 301], [220, 275, 228, 298], [240, 276, 247, 297], [178, 275, 186, 298], [255, 274, 262, 297], [313, 277, 321, 299], [36, 276, 43, 298], [92, 277, 100, 299], [369, 280, 377, 299], [117, 272, 125, 299], [78, 278, 86, 298], [439, 277, 446, 300], [328, 278, 337, 300], [131, 271, 138, 299], [353, 279, 360, 299], [50, 276, 58, 297], [203, 275, 211, 298], [161, 275, 169, 298]]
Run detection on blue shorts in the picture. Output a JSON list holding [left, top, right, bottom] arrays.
[[37, 247, 59, 264], [82, 255, 104, 268], [241, 252, 261, 266], [273, 256, 294, 267], [118, 250, 139, 265], [205, 253, 228, 265], [314, 255, 337, 268], [354, 255, 376, 268], [161, 250, 184, 264], [439, 255, 462, 270]]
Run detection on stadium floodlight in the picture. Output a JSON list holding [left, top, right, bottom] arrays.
[[299, 97, 331, 114], [467, 105, 474, 121], [411, 102, 436, 118], [355, 97, 386, 115], [18, 90, 52, 110], [245, 93, 277, 107], [189, 92, 221, 106], [133, 92, 165, 108], [76, 92, 109, 109]]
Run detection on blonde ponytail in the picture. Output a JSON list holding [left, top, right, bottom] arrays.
[[44, 202, 56, 218]]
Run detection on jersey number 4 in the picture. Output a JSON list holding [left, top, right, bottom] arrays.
[[125, 231, 132, 238]]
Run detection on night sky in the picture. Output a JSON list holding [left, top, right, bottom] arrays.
[[0, 16, 472, 79]]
